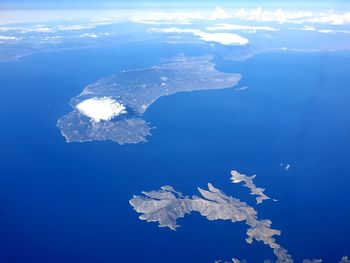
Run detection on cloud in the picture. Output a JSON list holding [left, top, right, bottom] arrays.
[[77, 32, 115, 39], [291, 25, 350, 34], [195, 31, 249, 45], [21, 27, 53, 33], [210, 7, 231, 20], [299, 25, 317, 31], [130, 11, 203, 25], [0, 9, 129, 25], [307, 12, 350, 25], [131, 6, 263, 24], [39, 36, 63, 44], [79, 33, 98, 38], [234, 8, 313, 23], [0, 35, 19, 41], [0, 27, 14, 32], [0, 24, 94, 34], [56, 24, 95, 31], [148, 27, 249, 45], [0, 26, 53, 33], [207, 23, 279, 32], [234, 8, 350, 25], [318, 29, 350, 34], [76, 97, 127, 122], [2, 8, 350, 30]]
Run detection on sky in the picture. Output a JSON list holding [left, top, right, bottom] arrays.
[[0, 0, 349, 10]]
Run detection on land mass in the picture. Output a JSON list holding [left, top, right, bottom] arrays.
[[231, 170, 271, 204], [130, 183, 292, 263], [130, 169, 350, 262], [217, 257, 349, 263], [57, 55, 240, 144]]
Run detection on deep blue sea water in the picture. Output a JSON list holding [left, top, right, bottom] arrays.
[[0, 43, 349, 262]]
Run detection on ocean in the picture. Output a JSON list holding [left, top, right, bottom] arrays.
[[0, 43, 349, 262]]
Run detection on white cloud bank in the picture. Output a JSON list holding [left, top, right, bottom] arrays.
[[307, 12, 350, 25], [76, 97, 127, 122], [299, 25, 317, 31], [0, 35, 18, 40], [13, 26, 53, 33], [129, 7, 350, 26], [210, 7, 231, 20], [56, 24, 95, 31], [148, 27, 249, 45], [0, 24, 94, 35], [130, 11, 203, 25], [291, 25, 350, 34], [207, 23, 279, 32], [196, 31, 249, 45], [318, 29, 350, 34], [1, 7, 350, 29], [130, 8, 230, 24], [234, 8, 350, 25], [79, 33, 98, 38], [234, 8, 313, 23]]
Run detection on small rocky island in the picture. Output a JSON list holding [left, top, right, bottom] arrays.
[[130, 181, 293, 263], [231, 170, 271, 204], [57, 55, 241, 144], [130, 168, 350, 262]]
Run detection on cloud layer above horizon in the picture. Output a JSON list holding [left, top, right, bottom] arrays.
[[0, 6, 350, 60]]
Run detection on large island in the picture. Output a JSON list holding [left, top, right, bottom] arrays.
[[57, 55, 241, 144]]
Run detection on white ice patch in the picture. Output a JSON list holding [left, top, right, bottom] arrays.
[[76, 97, 126, 122]]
